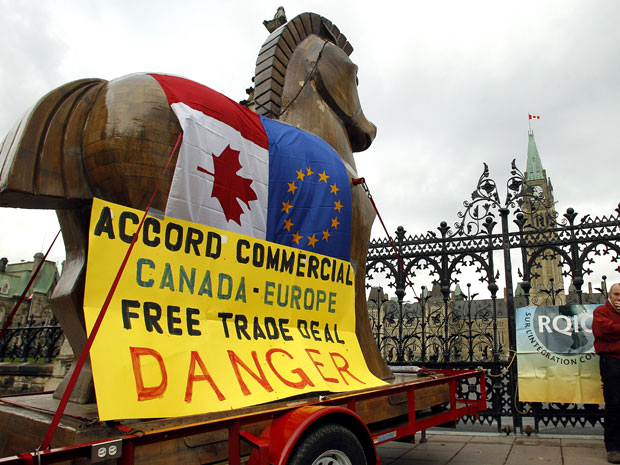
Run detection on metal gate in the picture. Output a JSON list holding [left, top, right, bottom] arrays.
[[366, 161, 620, 432]]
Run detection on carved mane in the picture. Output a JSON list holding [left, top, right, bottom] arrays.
[[253, 12, 353, 119]]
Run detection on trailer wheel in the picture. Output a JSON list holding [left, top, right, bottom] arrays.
[[287, 423, 367, 465]]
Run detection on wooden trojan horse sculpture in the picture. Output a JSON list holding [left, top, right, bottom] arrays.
[[0, 12, 392, 404]]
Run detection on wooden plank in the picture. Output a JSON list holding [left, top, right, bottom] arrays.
[[286, 20, 302, 44], [253, 81, 282, 105], [62, 82, 103, 199], [255, 66, 284, 91], [37, 84, 86, 197], [278, 26, 297, 55], [257, 29, 285, 55], [256, 41, 290, 71], [290, 16, 308, 45], [83, 74, 180, 213], [310, 13, 322, 36], [0, 118, 25, 193], [298, 13, 313, 37], [254, 54, 287, 81], [0, 80, 99, 197]]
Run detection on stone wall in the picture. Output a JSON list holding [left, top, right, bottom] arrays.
[[0, 339, 72, 395], [0, 362, 53, 394]]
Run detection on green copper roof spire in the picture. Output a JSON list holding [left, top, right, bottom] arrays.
[[526, 129, 545, 181]]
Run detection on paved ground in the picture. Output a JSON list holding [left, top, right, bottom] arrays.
[[375, 431, 608, 465]]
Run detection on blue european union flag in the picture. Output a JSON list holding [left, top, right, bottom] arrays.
[[261, 116, 352, 262]]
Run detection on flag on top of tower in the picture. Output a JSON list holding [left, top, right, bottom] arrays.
[[529, 114, 541, 120]]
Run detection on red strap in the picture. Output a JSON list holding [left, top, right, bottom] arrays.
[[40, 133, 182, 451], [113, 423, 133, 434], [352, 177, 416, 291], [0, 230, 61, 341], [17, 453, 34, 465]]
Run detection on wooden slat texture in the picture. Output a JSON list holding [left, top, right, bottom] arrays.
[[37, 84, 87, 197], [298, 12, 312, 36], [277, 27, 297, 55], [0, 79, 104, 208], [255, 66, 284, 91], [61, 83, 103, 199], [0, 118, 24, 192], [285, 16, 308, 45], [255, 76, 284, 103], [253, 13, 354, 119], [310, 13, 322, 37], [258, 31, 285, 56], [83, 74, 180, 212], [255, 54, 287, 80]]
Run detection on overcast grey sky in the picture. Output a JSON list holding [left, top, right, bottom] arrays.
[[0, 0, 618, 294]]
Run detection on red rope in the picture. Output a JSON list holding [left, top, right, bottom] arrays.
[[0, 229, 61, 341], [17, 453, 34, 465], [352, 177, 416, 293], [40, 132, 182, 451]]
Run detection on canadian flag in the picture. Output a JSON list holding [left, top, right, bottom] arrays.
[[529, 114, 541, 120]]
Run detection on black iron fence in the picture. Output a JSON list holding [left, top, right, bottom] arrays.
[[0, 318, 64, 363], [366, 161, 620, 432]]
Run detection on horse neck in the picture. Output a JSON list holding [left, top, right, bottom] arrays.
[[277, 42, 358, 175], [279, 99, 355, 166]]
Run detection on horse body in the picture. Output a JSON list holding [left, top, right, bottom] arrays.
[[0, 12, 391, 404], [0, 74, 181, 212]]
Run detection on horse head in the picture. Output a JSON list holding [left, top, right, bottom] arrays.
[[253, 13, 376, 165], [313, 39, 377, 153]]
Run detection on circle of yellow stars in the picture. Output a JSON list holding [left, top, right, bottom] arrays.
[[280, 166, 344, 249]]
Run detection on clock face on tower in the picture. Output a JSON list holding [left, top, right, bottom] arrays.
[[531, 185, 544, 199]]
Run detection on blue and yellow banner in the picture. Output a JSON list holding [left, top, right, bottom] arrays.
[[516, 305, 603, 404], [84, 198, 385, 421]]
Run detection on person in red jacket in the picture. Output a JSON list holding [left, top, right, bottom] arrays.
[[593, 283, 620, 464]]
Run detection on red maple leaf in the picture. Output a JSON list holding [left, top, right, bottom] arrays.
[[197, 145, 257, 225]]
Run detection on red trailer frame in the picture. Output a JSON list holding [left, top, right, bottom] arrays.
[[0, 368, 485, 465]]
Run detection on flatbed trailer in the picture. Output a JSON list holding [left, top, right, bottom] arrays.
[[0, 368, 485, 465]]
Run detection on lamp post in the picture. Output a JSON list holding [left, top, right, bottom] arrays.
[[540, 277, 564, 305]]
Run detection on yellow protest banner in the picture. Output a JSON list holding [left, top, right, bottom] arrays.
[[84, 198, 385, 420]]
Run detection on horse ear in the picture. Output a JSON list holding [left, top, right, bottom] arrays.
[[313, 42, 360, 121]]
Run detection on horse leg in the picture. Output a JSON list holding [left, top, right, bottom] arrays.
[[50, 205, 96, 403]]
